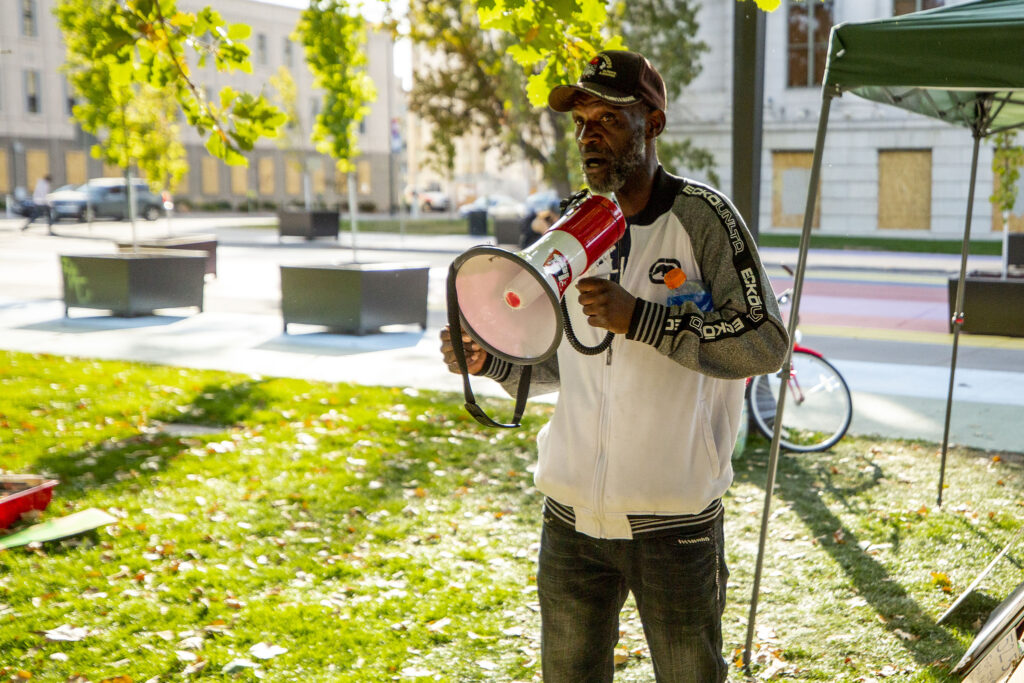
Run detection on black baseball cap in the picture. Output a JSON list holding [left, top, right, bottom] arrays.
[[548, 50, 667, 113]]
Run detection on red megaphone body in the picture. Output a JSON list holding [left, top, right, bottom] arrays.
[[449, 193, 626, 365]]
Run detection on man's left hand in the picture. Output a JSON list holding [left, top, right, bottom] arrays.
[[576, 277, 636, 334]]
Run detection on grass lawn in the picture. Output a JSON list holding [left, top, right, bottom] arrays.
[[1, 350, 1021, 682]]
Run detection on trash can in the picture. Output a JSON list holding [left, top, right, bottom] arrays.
[[493, 218, 520, 245], [467, 209, 488, 236]]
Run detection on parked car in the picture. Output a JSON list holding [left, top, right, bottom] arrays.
[[404, 183, 449, 212], [418, 184, 449, 212], [457, 194, 526, 220], [50, 178, 166, 222]]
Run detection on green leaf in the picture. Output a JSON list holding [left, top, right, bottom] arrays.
[[226, 22, 250, 40]]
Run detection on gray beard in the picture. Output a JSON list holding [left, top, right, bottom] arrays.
[[584, 127, 647, 194]]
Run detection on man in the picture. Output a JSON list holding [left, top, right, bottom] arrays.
[[441, 50, 788, 681], [21, 174, 53, 233]]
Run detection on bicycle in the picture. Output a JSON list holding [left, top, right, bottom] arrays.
[[746, 266, 853, 453]]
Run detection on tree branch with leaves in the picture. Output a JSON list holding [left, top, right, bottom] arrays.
[[56, 0, 286, 176], [295, 0, 377, 174]]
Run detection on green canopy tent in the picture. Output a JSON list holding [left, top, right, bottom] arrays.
[[742, 0, 1024, 669]]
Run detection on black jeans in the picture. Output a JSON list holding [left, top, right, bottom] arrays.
[[537, 511, 729, 682]]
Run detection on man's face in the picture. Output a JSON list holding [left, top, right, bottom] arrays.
[[571, 95, 648, 195]]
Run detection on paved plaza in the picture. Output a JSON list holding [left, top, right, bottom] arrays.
[[1, 214, 1022, 454]]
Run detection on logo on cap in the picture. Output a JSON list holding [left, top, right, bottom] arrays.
[[582, 54, 617, 81]]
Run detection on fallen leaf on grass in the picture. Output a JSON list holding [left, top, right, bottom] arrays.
[[181, 660, 207, 675], [893, 628, 920, 641], [427, 617, 452, 633], [221, 659, 258, 674], [400, 666, 433, 677], [43, 625, 89, 642], [249, 642, 288, 660], [930, 571, 953, 593]]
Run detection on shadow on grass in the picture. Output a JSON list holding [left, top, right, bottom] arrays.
[[734, 439, 965, 674], [28, 379, 270, 496]]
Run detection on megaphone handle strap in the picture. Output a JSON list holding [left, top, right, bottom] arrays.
[[561, 297, 614, 355], [447, 264, 530, 429]]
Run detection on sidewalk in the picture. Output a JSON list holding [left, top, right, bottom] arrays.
[[0, 216, 1020, 454]]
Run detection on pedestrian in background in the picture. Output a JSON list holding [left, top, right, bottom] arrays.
[[21, 174, 53, 234]]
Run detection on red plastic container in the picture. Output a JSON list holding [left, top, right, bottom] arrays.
[[0, 475, 59, 529]]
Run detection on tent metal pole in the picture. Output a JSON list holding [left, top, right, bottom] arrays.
[[937, 129, 982, 507], [743, 91, 834, 672]]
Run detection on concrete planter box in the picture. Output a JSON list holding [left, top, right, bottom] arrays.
[[116, 234, 217, 277], [61, 250, 206, 317], [1008, 233, 1024, 269], [493, 218, 521, 246], [281, 262, 429, 334], [948, 273, 1024, 337], [277, 210, 340, 241]]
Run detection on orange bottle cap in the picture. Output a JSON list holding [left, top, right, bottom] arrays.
[[664, 268, 687, 289]]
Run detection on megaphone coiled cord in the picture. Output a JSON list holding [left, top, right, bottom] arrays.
[[561, 297, 613, 356]]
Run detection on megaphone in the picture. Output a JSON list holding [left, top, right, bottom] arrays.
[[448, 192, 626, 365]]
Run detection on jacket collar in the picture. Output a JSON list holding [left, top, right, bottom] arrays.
[[626, 165, 684, 226]]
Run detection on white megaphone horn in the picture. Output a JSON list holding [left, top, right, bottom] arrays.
[[448, 192, 626, 367]]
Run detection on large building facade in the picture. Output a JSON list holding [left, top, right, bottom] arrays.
[[1, 0, 403, 213], [676, 0, 1022, 237]]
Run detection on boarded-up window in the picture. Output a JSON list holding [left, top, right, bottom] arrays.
[[285, 161, 302, 196], [102, 163, 121, 178], [772, 151, 820, 229], [991, 172, 1024, 233], [258, 157, 275, 195], [65, 150, 87, 185], [201, 157, 220, 195], [26, 148, 49, 185], [357, 160, 372, 195], [0, 150, 9, 193], [231, 165, 248, 196], [878, 149, 931, 230], [311, 158, 326, 195]]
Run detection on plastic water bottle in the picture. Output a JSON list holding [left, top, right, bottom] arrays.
[[664, 267, 713, 311]]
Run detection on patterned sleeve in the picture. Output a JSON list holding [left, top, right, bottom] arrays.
[[626, 183, 790, 379], [480, 353, 561, 398]]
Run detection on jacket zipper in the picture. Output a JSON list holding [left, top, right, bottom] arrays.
[[592, 228, 627, 534]]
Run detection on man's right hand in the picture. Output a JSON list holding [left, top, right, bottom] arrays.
[[440, 326, 488, 375]]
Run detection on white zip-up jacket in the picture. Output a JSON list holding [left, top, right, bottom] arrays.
[[484, 168, 789, 539]]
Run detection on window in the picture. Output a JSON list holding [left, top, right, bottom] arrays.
[[258, 157, 275, 195], [257, 34, 268, 66], [893, 0, 943, 15], [201, 157, 221, 195], [21, 0, 38, 37], [24, 70, 41, 114], [63, 80, 76, 116], [283, 39, 294, 68], [772, 151, 820, 229], [786, 0, 834, 88], [878, 149, 932, 230]]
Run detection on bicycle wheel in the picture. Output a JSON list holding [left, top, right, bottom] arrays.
[[748, 350, 852, 453]]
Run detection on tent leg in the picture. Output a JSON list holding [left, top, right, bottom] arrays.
[[742, 92, 834, 672], [937, 131, 981, 507]]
